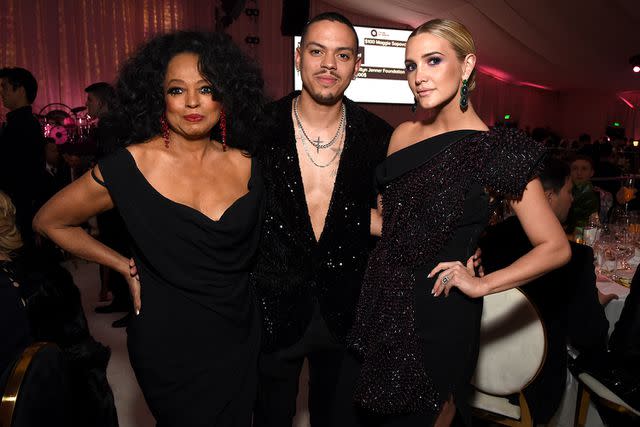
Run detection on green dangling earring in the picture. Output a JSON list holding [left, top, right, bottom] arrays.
[[460, 79, 469, 111]]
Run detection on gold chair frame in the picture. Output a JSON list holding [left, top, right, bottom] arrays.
[[0, 342, 56, 427]]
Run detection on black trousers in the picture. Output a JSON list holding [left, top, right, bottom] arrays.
[[253, 306, 347, 427]]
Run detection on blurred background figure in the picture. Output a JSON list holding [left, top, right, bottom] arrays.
[[568, 154, 600, 232], [38, 138, 71, 206], [83, 82, 132, 322], [0, 67, 44, 256], [84, 82, 124, 159], [0, 190, 32, 378]]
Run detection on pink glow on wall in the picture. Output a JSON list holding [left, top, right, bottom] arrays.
[[477, 66, 553, 91], [476, 65, 515, 83], [618, 96, 635, 109], [519, 82, 554, 91]]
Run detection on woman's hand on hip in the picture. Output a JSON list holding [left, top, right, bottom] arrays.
[[428, 259, 486, 298]]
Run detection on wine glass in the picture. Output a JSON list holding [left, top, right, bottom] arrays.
[[610, 205, 629, 228], [594, 232, 616, 277]]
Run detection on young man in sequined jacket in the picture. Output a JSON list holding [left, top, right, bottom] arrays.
[[250, 12, 393, 427]]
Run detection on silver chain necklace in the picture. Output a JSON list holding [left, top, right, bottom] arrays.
[[293, 96, 345, 153], [297, 124, 344, 168]]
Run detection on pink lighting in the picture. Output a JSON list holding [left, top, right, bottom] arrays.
[[634, 65, 640, 73], [520, 82, 554, 91], [476, 65, 553, 90], [476, 65, 515, 83], [619, 96, 635, 109]]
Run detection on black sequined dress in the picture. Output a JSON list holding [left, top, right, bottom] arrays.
[[348, 128, 546, 421]]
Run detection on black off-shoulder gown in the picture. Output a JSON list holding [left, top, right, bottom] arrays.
[[98, 149, 263, 427], [347, 128, 546, 425], [374, 131, 488, 425]]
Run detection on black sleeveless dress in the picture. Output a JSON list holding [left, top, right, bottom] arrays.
[[98, 148, 263, 427]]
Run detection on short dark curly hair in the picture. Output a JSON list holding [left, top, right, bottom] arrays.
[[110, 31, 266, 153]]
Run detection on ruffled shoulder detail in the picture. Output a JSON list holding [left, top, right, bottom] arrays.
[[480, 127, 547, 200]]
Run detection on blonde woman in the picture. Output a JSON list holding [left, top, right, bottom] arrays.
[[0, 191, 31, 375], [346, 19, 570, 426]]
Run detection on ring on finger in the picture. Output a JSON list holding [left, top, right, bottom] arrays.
[[442, 275, 450, 285]]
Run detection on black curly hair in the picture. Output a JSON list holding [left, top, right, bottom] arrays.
[[109, 31, 266, 153]]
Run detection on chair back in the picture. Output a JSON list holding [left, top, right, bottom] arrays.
[[471, 288, 546, 396], [0, 342, 69, 427]]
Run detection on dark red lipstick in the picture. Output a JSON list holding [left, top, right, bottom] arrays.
[[184, 114, 204, 122]]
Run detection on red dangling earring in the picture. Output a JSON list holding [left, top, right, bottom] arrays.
[[219, 109, 227, 152], [160, 113, 170, 148]]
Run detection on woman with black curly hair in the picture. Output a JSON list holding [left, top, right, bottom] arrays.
[[34, 31, 267, 426]]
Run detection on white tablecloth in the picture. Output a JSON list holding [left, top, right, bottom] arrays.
[[549, 279, 630, 427]]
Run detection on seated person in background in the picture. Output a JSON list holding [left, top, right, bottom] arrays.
[[37, 138, 71, 208], [480, 158, 609, 425], [606, 268, 640, 413], [58, 141, 94, 182], [24, 258, 119, 427], [0, 190, 117, 425], [610, 270, 640, 362], [567, 154, 600, 231], [594, 143, 622, 196], [572, 266, 640, 425], [0, 191, 32, 378], [573, 132, 593, 153]]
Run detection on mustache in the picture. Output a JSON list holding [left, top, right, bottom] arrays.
[[314, 71, 340, 79]]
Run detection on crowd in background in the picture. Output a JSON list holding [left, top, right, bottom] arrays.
[[1, 50, 638, 427]]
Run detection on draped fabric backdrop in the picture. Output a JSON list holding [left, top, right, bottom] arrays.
[[1, 0, 637, 140], [0, 0, 216, 117]]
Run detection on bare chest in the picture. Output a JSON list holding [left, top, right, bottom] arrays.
[[295, 135, 344, 241]]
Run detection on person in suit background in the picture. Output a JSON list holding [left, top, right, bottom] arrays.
[[0, 67, 45, 255], [38, 138, 71, 206]]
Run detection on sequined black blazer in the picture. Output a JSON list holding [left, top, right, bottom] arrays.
[[252, 92, 393, 352]]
